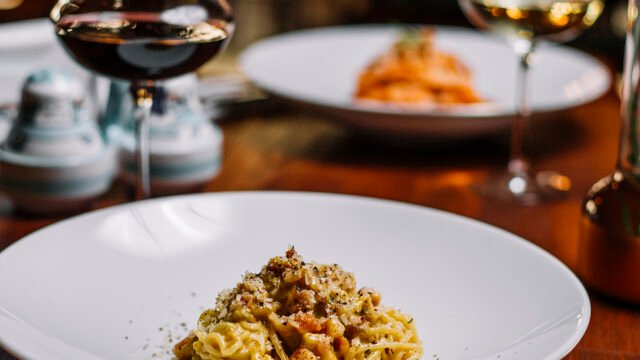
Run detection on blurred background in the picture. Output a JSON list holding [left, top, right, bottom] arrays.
[[0, 0, 628, 70]]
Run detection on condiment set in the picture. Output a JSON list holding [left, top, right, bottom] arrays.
[[0, 69, 114, 214], [0, 69, 223, 213]]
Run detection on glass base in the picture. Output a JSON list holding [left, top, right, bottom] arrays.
[[476, 169, 571, 205]]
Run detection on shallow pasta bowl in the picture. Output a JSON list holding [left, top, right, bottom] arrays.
[[240, 25, 611, 139], [0, 192, 589, 359]]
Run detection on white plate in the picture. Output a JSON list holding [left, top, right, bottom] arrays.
[[0, 192, 589, 359], [240, 25, 611, 139], [0, 18, 57, 51], [0, 19, 90, 105]]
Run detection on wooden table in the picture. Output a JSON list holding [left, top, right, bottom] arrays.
[[0, 87, 638, 359]]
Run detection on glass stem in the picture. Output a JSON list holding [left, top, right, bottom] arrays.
[[509, 41, 535, 180], [88, 75, 101, 122], [620, 7, 640, 173], [129, 81, 156, 200]]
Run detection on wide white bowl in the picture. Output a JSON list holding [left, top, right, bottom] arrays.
[[0, 192, 589, 359], [241, 25, 611, 139]]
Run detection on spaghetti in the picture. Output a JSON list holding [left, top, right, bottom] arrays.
[[355, 28, 482, 105], [174, 248, 423, 360]]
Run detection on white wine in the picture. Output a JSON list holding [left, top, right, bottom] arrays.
[[456, 0, 603, 203], [460, 0, 604, 42]]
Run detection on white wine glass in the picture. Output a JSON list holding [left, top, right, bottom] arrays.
[[458, 0, 604, 204], [51, 0, 234, 199]]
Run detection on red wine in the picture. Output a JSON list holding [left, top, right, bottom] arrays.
[[56, 12, 231, 80]]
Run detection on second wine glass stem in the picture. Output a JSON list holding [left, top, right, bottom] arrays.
[[509, 41, 535, 182], [130, 82, 156, 200]]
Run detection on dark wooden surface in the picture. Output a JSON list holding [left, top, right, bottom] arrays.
[[1, 2, 639, 358], [1, 88, 639, 358], [0, 1, 51, 22]]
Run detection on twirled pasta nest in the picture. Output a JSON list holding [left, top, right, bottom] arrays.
[[174, 248, 423, 360]]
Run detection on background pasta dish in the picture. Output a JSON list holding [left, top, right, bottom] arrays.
[[355, 28, 482, 105]]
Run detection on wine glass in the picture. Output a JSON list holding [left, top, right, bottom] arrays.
[[458, 0, 604, 204], [50, 0, 234, 199]]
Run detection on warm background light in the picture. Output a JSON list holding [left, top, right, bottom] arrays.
[[0, 0, 22, 10]]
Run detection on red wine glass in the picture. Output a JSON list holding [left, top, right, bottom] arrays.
[[51, 0, 234, 199]]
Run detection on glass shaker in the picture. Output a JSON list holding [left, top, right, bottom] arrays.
[[578, 0, 640, 303]]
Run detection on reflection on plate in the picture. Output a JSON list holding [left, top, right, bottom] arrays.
[[240, 25, 611, 139], [0, 192, 589, 359]]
